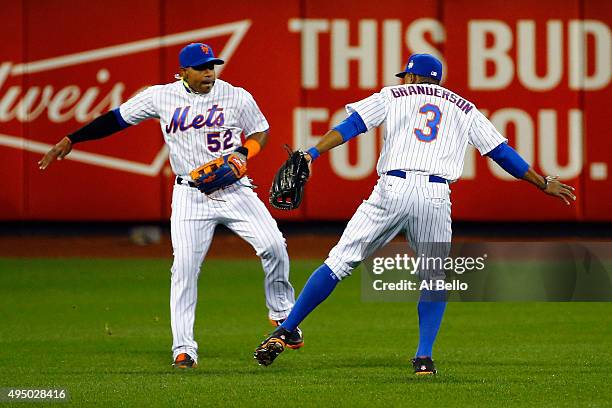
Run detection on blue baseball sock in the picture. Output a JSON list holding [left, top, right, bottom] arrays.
[[416, 289, 447, 357], [280, 263, 340, 332]]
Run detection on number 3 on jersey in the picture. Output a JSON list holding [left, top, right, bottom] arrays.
[[414, 104, 442, 142]]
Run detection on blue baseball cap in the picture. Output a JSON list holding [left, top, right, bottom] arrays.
[[179, 43, 224, 68], [395, 54, 443, 80]]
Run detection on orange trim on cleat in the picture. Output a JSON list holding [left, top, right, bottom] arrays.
[[285, 341, 304, 350], [173, 353, 197, 369]]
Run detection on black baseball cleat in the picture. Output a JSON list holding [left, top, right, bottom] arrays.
[[254, 326, 294, 366], [412, 357, 437, 375], [269, 319, 304, 349], [173, 353, 198, 369]]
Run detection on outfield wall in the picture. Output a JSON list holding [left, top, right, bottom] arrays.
[[1, 0, 610, 221]]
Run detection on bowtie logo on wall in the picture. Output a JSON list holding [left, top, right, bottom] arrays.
[[0, 20, 251, 177]]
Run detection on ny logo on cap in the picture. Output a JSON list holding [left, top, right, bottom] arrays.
[[200, 45, 210, 54], [408, 61, 414, 68]]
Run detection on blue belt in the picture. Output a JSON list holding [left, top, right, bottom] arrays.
[[386, 170, 448, 184]]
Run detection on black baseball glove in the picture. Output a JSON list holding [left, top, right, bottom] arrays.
[[269, 147, 310, 210]]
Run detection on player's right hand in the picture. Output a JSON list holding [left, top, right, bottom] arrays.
[[542, 176, 576, 205], [38, 137, 72, 170]]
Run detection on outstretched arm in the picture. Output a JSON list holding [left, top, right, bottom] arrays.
[[486, 143, 576, 205], [522, 169, 576, 206], [304, 112, 366, 162], [304, 129, 344, 161], [38, 109, 129, 170], [38, 137, 73, 169]]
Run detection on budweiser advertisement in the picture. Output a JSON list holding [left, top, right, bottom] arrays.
[[1, 0, 610, 221]]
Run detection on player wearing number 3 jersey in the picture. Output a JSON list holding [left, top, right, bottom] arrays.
[[38, 43, 304, 369], [254, 54, 576, 373]]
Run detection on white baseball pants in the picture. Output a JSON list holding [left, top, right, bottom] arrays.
[[325, 172, 453, 280], [169, 182, 295, 362]]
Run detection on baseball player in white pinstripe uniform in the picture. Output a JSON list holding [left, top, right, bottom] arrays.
[[39, 43, 304, 369], [254, 54, 576, 373]]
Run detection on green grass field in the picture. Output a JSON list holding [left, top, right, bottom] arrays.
[[1, 258, 611, 407]]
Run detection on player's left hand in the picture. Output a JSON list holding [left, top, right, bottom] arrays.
[[269, 149, 310, 210], [190, 150, 247, 195], [303, 152, 313, 176], [38, 137, 72, 170], [542, 176, 576, 205]]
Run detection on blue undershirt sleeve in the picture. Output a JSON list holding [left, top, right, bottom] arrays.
[[112, 108, 130, 129], [332, 111, 367, 142], [486, 142, 530, 179]]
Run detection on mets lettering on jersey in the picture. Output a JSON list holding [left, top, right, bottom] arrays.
[[118, 79, 269, 178], [165, 104, 226, 133], [345, 84, 506, 181]]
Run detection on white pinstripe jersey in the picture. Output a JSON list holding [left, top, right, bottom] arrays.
[[346, 83, 506, 181], [119, 79, 269, 178]]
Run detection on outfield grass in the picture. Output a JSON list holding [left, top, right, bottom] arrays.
[[0, 258, 611, 407]]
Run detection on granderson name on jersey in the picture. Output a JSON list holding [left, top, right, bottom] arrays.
[[389, 85, 474, 114]]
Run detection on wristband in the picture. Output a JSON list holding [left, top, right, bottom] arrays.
[[306, 147, 320, 161], [234, 146, 248, 157], [243, 138, 261, 159]]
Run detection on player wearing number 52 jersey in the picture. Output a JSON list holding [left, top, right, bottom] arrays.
[[39, 43, 304, 369], [255, 54, 576, 374]]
